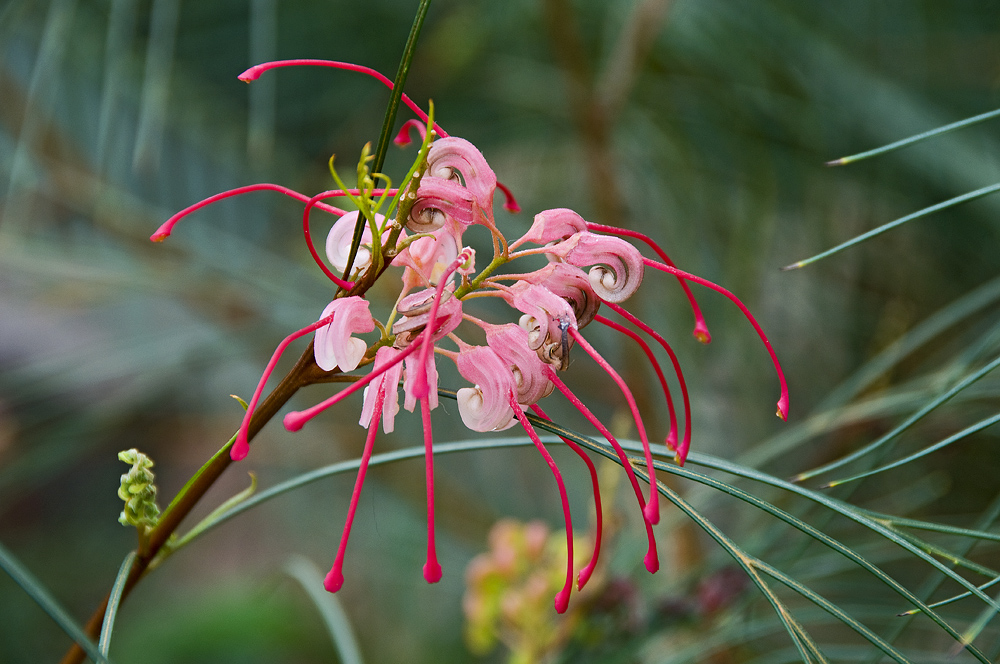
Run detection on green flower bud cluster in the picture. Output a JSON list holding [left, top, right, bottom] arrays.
[[117, 448, 161, 533]]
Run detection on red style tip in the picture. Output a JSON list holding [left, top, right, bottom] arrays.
[[776, 394, 789, 421], [577, 566, 594, 591], [230, 437, 250, 461], [237, 66, 262, 82], [283, 411, 306, 432], [150, 230, 170, 242], [644, 550, 660, 574], [693, 323, 712, 344], [324, 569, 344, 593], [554, 589, 570, 614], [423, 561, 442, 584], [643, 501, 660, 526]]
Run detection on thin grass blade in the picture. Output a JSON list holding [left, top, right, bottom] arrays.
[[284, 555, 365, 664], [98, 550, 136, 656]]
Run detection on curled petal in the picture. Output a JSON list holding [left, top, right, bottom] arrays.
[[360, 346, 404, 433], [507, 282, 578, 370], [393, 220, 463, 290], [326, 211, 385, 273], [512, 208, 589, 249], [520, 263, 600, 329], [426, 137, 497, 213], [314, 297, 376, 372], [409, 177, 476, 231], [392, 286, 464, 347], [484, 323, 554, 405], [547, 232, 644, 303], [455, 345, 518, 432]]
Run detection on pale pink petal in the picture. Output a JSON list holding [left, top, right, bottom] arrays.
[[392, 286, 464, 348], [506, 282, 578, 370], [359, 346, 404, 433], [511, 208, 588, 249], [519, 263, 600, 329], [426, 137, 497, 213], [455, 345, 517, 432], [314, 297, 376, 372], [404, 352, 439, 412], [409, 177, 476, 230], [392, 221, 462, 290], [546, 232, 644, 303], [325, 211, 385, 273], [484, 323, 553, 405]]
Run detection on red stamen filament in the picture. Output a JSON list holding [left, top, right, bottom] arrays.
[[412, 250, 471, 398], [150, 183, 347, 242], [325, 383, 386, 593], [232, 311, 341, 461], [421, 396, 442, 584], [644, 259, 789, 421], [238, 60, 449, 139], [543, 366, 659, 574], [283, 340, 422, 432], [587, 223, 711, 344], [605, 302, 693, 465], [595, 314, 678, 454], [530, 404, 603, 591], [511, 396, 573, 613], [568, 328, 660, 525]]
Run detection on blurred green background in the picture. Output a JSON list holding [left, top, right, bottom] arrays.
[[2, 1, 1000, 662]]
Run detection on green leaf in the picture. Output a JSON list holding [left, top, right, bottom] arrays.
[[826, 107, 1000, 166], [283, 555, 365, 664], [781, 183, 1000, 270], [99, 550, 136, 657]]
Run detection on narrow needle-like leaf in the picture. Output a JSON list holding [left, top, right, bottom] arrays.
[[827, 107, 1000, 166], [285, 555, 365, 664], [782, 183, 1000, 270], [794, 353, 1000, 483], [99, 550, 136, 656], [826, 412, 1000, 487]]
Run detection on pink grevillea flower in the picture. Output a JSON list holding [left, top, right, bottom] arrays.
[[545, 231, 645, 303], [325, 210, 386, 275], [483, 323, 554, 405], [517, 262, 601, 329], [314, 296, 376, 372], [426, 137, 497, 215], [509, 207, 588, 250], [359, 346, 404, 434], [505, 282, 579, 371], [454, 343, 518, 432], [392, 220, 462, 290]]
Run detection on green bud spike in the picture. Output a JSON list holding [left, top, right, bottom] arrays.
[[117, 449, 161, 533]]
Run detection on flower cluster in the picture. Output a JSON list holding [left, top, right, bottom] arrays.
[[152, 59, 788, 614]]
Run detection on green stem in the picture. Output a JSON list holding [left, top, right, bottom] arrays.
[[342, 0, 434, 284]]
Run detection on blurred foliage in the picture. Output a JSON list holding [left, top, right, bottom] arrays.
[[2, 0, 1000, 662]]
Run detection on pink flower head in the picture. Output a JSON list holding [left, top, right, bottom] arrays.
[[392, 286, 464, 348], [314, 296, 376, 372], [511, 207, 588, 249], [426, 137, 497, 214], [359, 346, 404, 433], [455, 343, 518, 432], [519, 262, 601, 329], [484, 323, 554, 405], [507, 282, 579, 371], [546, 232, 644, 303], [326, 210, 386, 275]]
